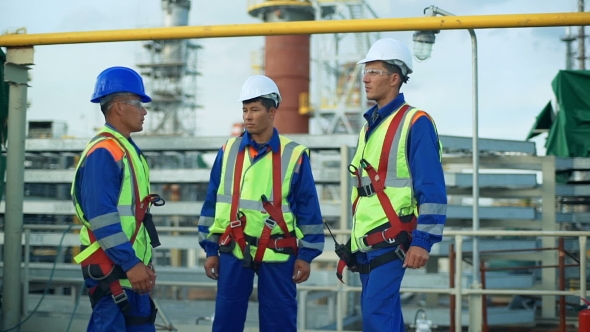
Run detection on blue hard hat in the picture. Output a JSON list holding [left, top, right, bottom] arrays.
[[90, 66, 152, 103]]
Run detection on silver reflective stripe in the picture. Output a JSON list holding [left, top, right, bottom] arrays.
[[223, 138, 242, 195], [98, 232, 129, 250], [299, 240, 324, 251], [416, 224, 444, 236], [298, 224, 324, 235], [360, 176, 411, 188], [89, 212, 120, 230], [420, 203, 447, 215], [117, 205, 134, 217], [386, 105, 414, 181], [281, 142, 300, 181], [217, 194, 291, 212], [198, 232, 218, 243], [198, 216, 215, 227]]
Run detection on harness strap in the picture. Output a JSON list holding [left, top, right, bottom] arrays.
[[78, 133, 163, 317], [357, 246, 407, 274], [335, 231, 410, 282], [219, 144, 297, 269], [219, 147, 251, 266], [87, 265, 157, 326], [351, 105, 417, 249]]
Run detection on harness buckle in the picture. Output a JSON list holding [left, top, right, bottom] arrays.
[[230, 219, 242, 228], [382, 229, 397, 244], [274, 237, 284, 252], [357, 235, 372, 252], [394, 246, 406, 261], [112, 291, 128, 304], [264, 218, 276, 229]]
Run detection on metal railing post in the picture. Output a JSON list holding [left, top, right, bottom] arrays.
[[455, 235, 463, 332]]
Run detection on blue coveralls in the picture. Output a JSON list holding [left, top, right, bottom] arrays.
[[74, 124, 155, 332], [356, 94, 447, 332], [198, 129, 324, 332]]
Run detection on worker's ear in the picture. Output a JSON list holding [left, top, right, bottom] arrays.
[[269, 106, 277, 119]]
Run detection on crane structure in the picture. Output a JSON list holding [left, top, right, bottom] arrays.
[[247, 0, 380, 135], [137, 0, 202, 136]]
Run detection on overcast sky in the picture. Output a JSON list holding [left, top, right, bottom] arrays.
[[0, 0, 584, 153]]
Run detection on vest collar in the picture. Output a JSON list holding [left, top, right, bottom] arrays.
[[239, 128, 281, 153], [363, 93, 406, 127]]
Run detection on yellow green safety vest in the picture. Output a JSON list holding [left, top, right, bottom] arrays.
[[72, 126, 151, 287], [208, 135, 307, 262], [350, 104, 442, 253]]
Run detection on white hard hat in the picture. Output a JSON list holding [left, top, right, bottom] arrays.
[[238, 75, 282, 107], [357, 38, 413, 75]]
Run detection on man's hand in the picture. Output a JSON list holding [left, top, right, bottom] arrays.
[[292, 259, 311, 284], [205, 256, 219, 280], [402, 246, 429, 269], [127, 262, 157, 294]]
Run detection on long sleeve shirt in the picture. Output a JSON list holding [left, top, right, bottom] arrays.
[[73, 124, 142, 273], [198, 128, 325, 263], [363, 93, 447, 252]]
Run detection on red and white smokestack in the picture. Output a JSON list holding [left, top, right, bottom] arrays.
[[248, 1, 315, 134]]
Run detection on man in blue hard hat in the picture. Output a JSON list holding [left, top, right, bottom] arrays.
[[72, 66, 163, 332]]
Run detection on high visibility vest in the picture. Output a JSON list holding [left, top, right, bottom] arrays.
[[72, 126, 151, 288], [209, 135, 307, 262], [350, 104, 442, 253]]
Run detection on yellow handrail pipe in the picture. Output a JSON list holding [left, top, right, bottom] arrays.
[[1, 12, 589, 47]]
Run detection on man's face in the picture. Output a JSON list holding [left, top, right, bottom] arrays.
[[362, 61, 397, 102], [113, 95, 147, 133], [242, 100, 274, 136]]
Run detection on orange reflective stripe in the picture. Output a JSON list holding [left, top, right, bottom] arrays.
[[411, 110, 432, 125], [87, 139, 124, 161]]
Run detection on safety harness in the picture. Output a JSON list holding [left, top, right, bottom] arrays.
[[218, 144, 298, 269], [77, 133, 164, 325], [334, 104, 417, 283]]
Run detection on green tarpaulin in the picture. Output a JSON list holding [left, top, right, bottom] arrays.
[[526, 101, 554, 140], [528, 70, 590, 157]]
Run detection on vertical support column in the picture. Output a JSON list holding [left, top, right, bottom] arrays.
[[580, 236, 587, 304], [455, 235, 464, 332], [2, 46, 34, 332], [541, 156, 557, 318], [336, 145, 350, 332]]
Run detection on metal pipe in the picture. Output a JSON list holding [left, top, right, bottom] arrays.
[[580, 236, 587, 305], [449, 243, 456, 332], [428, 6, 481, 330], [1, 12, 590, 47], [23, 229, 30, 316], [455, 235, 463, 332], [558, 238, 566, 332], [480, 261, 488, 332], [2, 47, 33, 331]]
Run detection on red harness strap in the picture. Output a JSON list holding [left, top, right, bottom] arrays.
[[219, 144, 297, 268], [82, 133, 154, 310], [219, 147, 249, 261], [338, 105, 417, 281], [254, 149, 298, 265]]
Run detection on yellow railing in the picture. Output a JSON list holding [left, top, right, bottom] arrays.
[[1, 12, 589, 47]]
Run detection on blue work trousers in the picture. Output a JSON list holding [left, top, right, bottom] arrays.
[[213, 252, 297, 332], [357, 247, 407, 332], [86, 288, 155, 332]]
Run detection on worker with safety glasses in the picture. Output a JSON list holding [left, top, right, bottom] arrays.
[[333, 38, 447, 331], [198, 75, 325, 332], [72, 66, 164, 332]]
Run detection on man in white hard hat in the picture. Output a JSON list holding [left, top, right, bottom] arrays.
[[336, 38, 447, 331], [197, 75, 325, 332]]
